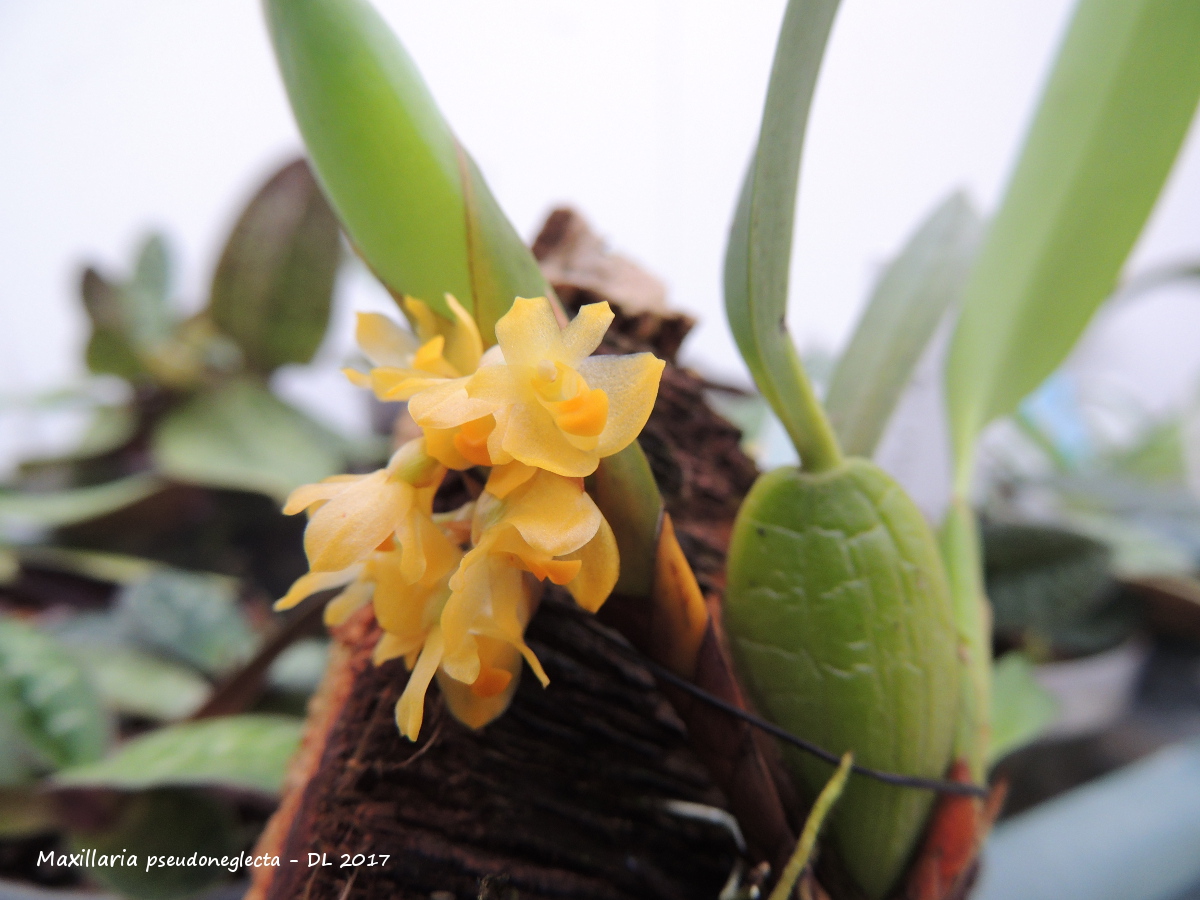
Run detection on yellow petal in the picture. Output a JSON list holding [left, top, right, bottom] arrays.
[[474, 581, 548, 687], [356, 312, 417, 368], [394, 626, 445, 740], [560, 302, 614, 363], [451, 416, 496, 467], [435, 639, 522, 730], [463, 364, 518, 405], [411, 335, 459, 378], [402, 296, 441, 344], [423, 425, 474, 470], [443, 293, 484, 375], [283, 476, 362, 516], [372, 630, 413, 665], [501, 470, 601, 557], [371, 548, 452, 642], [323, 578, 374, 626], [396, 511, 459, 585], [303, 470, 406, 571], [408, 377, 493, 430], [577, 353, 665, 458], [496, 398, 598, 477], [488, 525, 582, 585], [484, 461, 537, 500], [495, 297, 561, 367], [274, 566, 360, 611], [564, 514, 620, 613], [343, 367, 372, 389]]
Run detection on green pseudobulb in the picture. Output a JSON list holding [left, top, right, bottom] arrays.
[[725, 458, 958, 899]]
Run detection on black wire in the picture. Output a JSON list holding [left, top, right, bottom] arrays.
[[637, 655, 989, 799]]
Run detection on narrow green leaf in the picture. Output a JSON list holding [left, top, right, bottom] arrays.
[[264, 0, 469, 318], [989, 652, 1058, 765], [939, 499, 991, 781], [826, 192, 982, 457], [264, 0, 548, 335], [723, 0, 842, 472], [54, 715, 303, 795], [151, 378, 344, 502], [0, 474, 165, 530], [209, 158, 342, 373], [457, 146, 552, 344], [70, 789, 238, 900], [945, 0, 1200, 483], [115, 569, 256, 678], [0, 617, 109, 774], [591, 442, 662, 597]]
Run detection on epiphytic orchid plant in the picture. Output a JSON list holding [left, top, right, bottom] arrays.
[[262, 0, 1200, 898]]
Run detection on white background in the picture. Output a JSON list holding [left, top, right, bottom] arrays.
[[2, 0, 1200, 473]]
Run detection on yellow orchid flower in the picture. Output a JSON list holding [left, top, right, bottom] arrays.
[[408, 297, 664, 477], [283, 439, 447, 576], [345, 294, 483, 401], [273, 563, 375, 627]]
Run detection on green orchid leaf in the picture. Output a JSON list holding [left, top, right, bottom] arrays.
[[0, 617, 109, 779], [0, 474, 165, 532], [55, 715, 303, 796], [457, 145, 552, 344], [264, 0, 470, 319], [939, 498, 991, 781], [70, 789, 239, 900], [826, 192, 982, 457], [945, 0, 1200, 484], [723, 0, 842, 471], [591, 442, 663, 597], [725, 459, 958, 899], [209, 158, 342, 373], [151, 378, 345, 502], [115, 568, 256, 678], [990, 652, 1058, 765], [264, 0, 548, 338]]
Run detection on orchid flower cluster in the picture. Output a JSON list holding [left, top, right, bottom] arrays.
[[276, 295, 664, 739]]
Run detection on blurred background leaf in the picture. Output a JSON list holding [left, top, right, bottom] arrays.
[[114, 568, 256, 678], [209, 158, 341, 374], [0, 475, 165, 533], [944, 0, 1200, 483], [70, 789, 239, 900], [826, 191, 981, 457], [55, 715, 302, 796], [989, 652, 1059, 765], [151, 379, 345, 503], [0, 618, 108, 782]]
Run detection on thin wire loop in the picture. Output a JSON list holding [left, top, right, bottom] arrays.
[[638, 655, 989, 799]]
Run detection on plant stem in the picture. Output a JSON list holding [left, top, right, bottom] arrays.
[[777, 344, 843, 474], [767, 751, 854, 900]]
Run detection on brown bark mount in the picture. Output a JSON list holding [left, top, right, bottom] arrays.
[[248, 211, 780, 900]]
